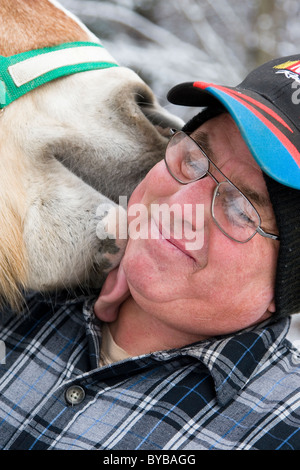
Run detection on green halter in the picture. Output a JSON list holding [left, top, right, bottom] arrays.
[[0, 41, 119, 108]]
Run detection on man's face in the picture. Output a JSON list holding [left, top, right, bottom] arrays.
[[122, 114, 279, 340]]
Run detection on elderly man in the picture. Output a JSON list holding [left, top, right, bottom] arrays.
[[0, 55, 299, 450]]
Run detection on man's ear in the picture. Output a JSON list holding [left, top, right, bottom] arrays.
[[268, 298, 276, 314], [94, 262, 130, 323], [258, 298, 276, 323]]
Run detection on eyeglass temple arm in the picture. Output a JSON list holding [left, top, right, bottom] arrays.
[[256, 226, 280, 241]]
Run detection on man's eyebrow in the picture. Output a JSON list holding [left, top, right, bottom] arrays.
[[235, 183, 271, 208]]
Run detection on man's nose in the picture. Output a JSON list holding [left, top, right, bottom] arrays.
[[170, 174, 216, 206], [165, 175, 216, 235]]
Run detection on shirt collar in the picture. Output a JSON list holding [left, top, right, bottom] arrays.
[[179, 317, 291, 406]]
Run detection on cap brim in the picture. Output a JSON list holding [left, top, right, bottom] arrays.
[[168, 81, 300, 189]]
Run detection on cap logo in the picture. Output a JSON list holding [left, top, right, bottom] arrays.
[[274, 60, 300, 83]]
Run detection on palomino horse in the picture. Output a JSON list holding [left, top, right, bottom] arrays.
[[0, 0, 182, 309]]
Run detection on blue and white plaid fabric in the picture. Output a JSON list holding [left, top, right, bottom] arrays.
[[0, 292, 299, 450]]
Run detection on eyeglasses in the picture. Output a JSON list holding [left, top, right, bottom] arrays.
[[164, 130, 280, 243]]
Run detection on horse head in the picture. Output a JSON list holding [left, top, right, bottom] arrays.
[[0, 0, 183, 308]]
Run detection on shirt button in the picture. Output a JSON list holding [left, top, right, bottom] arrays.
[[65, 385, 85, 406]]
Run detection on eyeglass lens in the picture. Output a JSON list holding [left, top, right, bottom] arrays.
[[165, 131, 208, 183], [212, 182, 260, 242]]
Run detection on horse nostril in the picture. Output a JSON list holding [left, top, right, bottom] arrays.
[[134, 87, 184, 134], [134, 88, 158, 121], [133, 87, 155, 108]]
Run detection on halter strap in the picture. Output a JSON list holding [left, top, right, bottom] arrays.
[[0, 41, 119, 108]]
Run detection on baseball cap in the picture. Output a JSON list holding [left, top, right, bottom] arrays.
[[168, 55, 300, 190]]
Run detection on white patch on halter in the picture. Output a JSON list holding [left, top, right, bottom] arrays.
[[8, 46, 118, 87]]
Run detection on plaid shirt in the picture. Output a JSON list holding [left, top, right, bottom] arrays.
[[0, 292, 299, 450]]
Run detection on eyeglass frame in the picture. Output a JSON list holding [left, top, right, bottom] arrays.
[[164, 129, 280, 244]]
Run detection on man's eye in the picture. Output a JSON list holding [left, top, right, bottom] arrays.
[[182, 155, 207, 179], [223, 196, 257, 227]]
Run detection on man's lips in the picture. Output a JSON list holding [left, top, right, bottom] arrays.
[[153, 217, 197, 261], [165, 235, 197, 260]]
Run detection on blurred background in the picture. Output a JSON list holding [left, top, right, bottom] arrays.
[[60, 0, 300, 120], [60, 0, 300, 347]]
